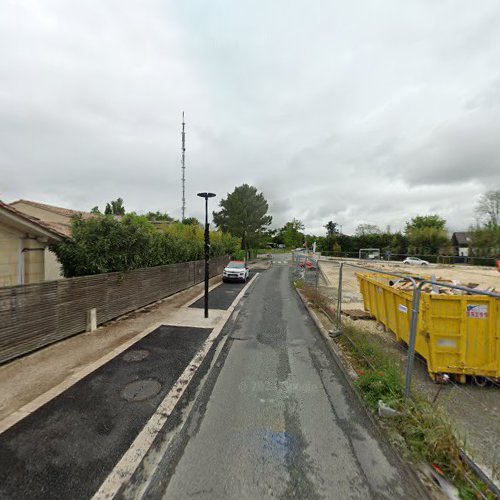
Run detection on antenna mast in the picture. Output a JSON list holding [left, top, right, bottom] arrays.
[[181, 111, 186, 221]]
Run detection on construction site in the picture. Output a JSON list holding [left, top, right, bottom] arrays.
[[302, 256, 500, 486]]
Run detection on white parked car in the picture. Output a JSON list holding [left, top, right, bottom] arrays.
[[223, 261, 249, 283], [403, 257, 429, 266]]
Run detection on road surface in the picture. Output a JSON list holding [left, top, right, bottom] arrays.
[[142, 254, 424, 499]]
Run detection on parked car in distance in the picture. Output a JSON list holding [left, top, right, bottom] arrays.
[[403, 257, 430, 266], [223, 261, 249, 282]]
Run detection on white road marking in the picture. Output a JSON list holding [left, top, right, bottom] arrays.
[[92, 273, 259, 500]]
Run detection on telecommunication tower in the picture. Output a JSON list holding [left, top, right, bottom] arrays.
[[181, 112, 186, 221]]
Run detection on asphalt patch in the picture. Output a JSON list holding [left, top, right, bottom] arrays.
[[189, 271, 256, 310], [0, 325, 211, 500]]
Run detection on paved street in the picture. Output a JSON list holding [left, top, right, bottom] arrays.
[[141, 255, 424, 499]]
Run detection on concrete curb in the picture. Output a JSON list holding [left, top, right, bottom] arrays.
[[295, 287, 432, 500]]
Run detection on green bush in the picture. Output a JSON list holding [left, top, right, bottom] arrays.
[[51, 214, 237, 277]]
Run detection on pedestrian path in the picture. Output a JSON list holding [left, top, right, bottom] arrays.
[[0, 325, 212, 500]]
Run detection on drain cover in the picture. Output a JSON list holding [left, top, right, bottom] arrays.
[[121, 379, 162, 401], [122, 349, 150, 362]]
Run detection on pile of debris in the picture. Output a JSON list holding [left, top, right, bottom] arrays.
[[389, 278, 498, 295]]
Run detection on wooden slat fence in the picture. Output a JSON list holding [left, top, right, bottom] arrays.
[[0, 256, 228, 364]]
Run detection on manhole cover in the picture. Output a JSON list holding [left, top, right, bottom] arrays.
[[122, 349, 150, 362], [121, 379, 162, 402]]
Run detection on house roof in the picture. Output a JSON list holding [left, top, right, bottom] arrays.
[[9, 199, 92, 220], [0, 201, 67, 240], [452, 232, 471, 246]]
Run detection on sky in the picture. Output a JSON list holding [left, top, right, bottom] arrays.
[[1, 0, 499, 235]]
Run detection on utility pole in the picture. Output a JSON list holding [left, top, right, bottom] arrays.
[[181, 111, 186, 221]]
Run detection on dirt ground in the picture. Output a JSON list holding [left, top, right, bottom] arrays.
[[318, 259, 500, 480]]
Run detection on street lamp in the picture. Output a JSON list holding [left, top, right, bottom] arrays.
[[197, 192, 216, 318]]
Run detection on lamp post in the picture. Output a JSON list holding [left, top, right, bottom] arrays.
[[197, 192, 216, 318]]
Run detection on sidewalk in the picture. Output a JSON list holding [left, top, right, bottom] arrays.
[[0, 275, 224, 431]]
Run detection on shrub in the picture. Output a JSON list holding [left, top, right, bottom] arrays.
[[51, 214, 238, 277]]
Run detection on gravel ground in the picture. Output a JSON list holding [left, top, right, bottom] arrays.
[[318, 260, 500, 480]]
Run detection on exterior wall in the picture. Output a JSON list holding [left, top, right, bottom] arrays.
[[0, 226, 22, 287], [458, 247, 469, 257], [10, 202, 69, 225], [44, 248, 63, 281], [22, 238, 45, 284]]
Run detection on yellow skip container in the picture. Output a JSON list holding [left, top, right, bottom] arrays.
[[357, 273, 500, 383]]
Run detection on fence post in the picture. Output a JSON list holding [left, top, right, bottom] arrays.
[[315, 257, 319, 304], [404, 283, 422, 399], [336, 262, 343, 329]]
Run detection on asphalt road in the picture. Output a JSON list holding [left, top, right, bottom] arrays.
[[189, 271, 256, 310], [147, 255, 424, 499]]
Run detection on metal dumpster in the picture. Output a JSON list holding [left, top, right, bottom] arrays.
[[357, 273, 500, 383]]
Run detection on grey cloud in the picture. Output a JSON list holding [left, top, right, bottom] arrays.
[[1, 0, 500, 232]]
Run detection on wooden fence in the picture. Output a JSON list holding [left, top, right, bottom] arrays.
[[0, 256, 228, 364]]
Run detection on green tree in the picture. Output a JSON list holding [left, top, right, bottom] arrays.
[[146, 211, 174, 222], [405, 215, 446, 232], [469, 222, 500, 257], [90, 206, 101, 214], [182, 217, 200, 226], [213, 184, 272, 260], [405, 215, 448, 254], [280, 219, 305, 249], [324, 221, 339, 235], [104, 198, 126, 216]]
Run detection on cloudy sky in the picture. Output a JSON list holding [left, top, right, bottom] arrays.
[[1, 1, 499, 235]]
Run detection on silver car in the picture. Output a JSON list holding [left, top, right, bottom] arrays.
[[403, 257, 429, 266], [223, 261, 249, 282]]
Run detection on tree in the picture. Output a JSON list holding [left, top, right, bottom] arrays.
[[469, 222, 500, 257], [104, 198, 125, 216], [405, 215, 446, 232], [182, 217, 200, 226], [355, 224, 381, 236], [324, 221, 339, 236], [405, 215, 448, 254], [213, 184, 272, 260], [475, 190, 500, 226], [145, 211, 174, 222], [279, 219, 305, 248], [90, 206, 101, 214]]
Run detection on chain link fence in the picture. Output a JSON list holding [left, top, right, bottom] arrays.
[[320, 251, 498, 267]]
